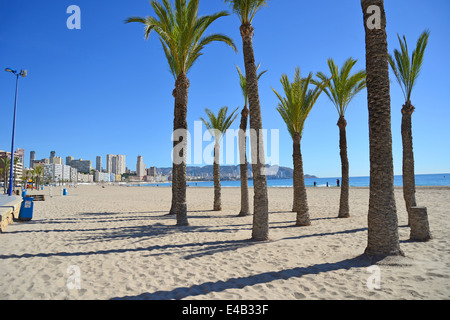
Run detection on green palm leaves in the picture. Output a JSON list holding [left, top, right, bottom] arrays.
[[235, 63, 267, 107], [315, 58, 366, 117], [388, 30, 430, 102], [272, 67, 329, 138], [126, 0, 237, 79], [201, 107, 239, 142], [224, 0, 268, 24]]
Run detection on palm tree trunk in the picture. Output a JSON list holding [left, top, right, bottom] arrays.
[[338, 116, 350, 218], [293, 133, 311, 226], [174, 72, 189, 226], [238, 105, 250, 216], [240, 23, 269, 241], [213, 143, 222, 211], [401, 100, 417, 224], [361, 0, 403, 257], [169, 88, 178, 216]]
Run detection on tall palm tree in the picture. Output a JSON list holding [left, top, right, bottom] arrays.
[[314, 58, 366, 218], [361, 0, 403, 257], [235, 63, 267, 217], [34, 165, 44, 191], [388, 30, 430, 223], [201, 107, 239, 211], [126, 0, 237, 226], [273, 67, 329, 226], [1, 158, 10, 194], [224, 0, 270, 241]]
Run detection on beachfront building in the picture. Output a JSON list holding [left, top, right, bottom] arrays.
[[96, 156, 102, 172], [106, 154, 114, 173], [0, 149, 24, 187], [66, 157, 92, 174], [44, 164, 75, 183], [30, 151, 49, 168], [136, 156, 145, 180], [106, 154, 126, 174], [30, 151, 35, 168], [78, 173, 94, 183], [95, 171, 111, 183], [116, 155, 126, 174]]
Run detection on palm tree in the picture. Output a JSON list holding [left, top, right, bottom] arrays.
[[235, 63, 267, 217], [224, 0, 270, 241], [200, 107, 239, 211], [388, 30, 430, 223], [1, 158, 10, 194], [361, 0, 403, 257], [314, 58, 366, 218], [126, 0, 237, 226], [34, 165, 44, 191], [273, 67, 329, 226]]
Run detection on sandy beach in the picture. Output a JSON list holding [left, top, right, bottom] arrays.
[[0, 184, 449, 300]]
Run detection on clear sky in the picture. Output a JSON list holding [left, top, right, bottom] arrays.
[[1, 0, 449, 177]]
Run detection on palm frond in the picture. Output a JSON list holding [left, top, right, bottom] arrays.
[[224, 0, 268, 24], [201, 106, 239, 141], [389, 30, 430, 102], [313, 57, 366, 117], [273, 67, 330, 139], [126, 0, 236, 78]]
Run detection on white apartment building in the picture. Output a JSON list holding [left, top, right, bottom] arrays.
[[44, 164, 75, 183]]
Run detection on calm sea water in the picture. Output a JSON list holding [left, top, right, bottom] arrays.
[[134, 173, 450, 188]]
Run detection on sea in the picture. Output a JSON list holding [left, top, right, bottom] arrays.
[[130, 173, 450, 188]]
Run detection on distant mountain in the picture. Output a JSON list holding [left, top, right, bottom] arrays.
[[155, 164, 316, 180]]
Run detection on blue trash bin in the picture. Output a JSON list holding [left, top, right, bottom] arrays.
[[19, 197, 34, 221], [63, 189, 68, 196]]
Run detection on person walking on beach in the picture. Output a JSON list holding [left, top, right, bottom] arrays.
[[314, 181, 317, 187], [337, 179, 340, 187]]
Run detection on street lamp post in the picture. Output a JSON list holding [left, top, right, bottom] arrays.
[[5, 68, 27, 196]]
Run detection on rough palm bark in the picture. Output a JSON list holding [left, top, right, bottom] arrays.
[[174, 72, 189, 226], [338, 116, 350, 218], [361, 0, 403, 257], [293, 132, 311, 226], [213, 143, 222, 211], [238, 106, 250, 216], [169, 88, 178, 216], [401, 100, 417, 224], [240, 23, 269, 241]]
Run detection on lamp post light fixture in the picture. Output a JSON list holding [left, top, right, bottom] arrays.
[[5, 68, 27, 196]]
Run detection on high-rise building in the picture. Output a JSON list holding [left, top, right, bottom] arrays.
[[30, 151, 35, 168], [106, 154, 114, 173], [96, 156, 102, 172], [111, 156, 117, 174], [105, 154, 126, 174], [116, 155, 126, 174], [137, 156, 145, 178], [66, 156, 74, 165], [66, 157, 92, 173], [0, 149, 24, 185]]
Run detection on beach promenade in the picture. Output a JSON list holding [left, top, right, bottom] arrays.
[[0, 185, 449, 300]]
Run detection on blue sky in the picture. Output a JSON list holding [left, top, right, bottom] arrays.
[[1, 0, 449, 177]]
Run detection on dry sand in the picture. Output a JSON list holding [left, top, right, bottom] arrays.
[[0, 184, 449, 300]]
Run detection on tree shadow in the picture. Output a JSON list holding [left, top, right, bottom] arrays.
[[281, 227, 367, 241], [0, 238, 257, 261], [111, 255, 372, 300]]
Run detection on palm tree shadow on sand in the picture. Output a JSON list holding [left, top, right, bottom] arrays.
[[111, 255, 373, 300]]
